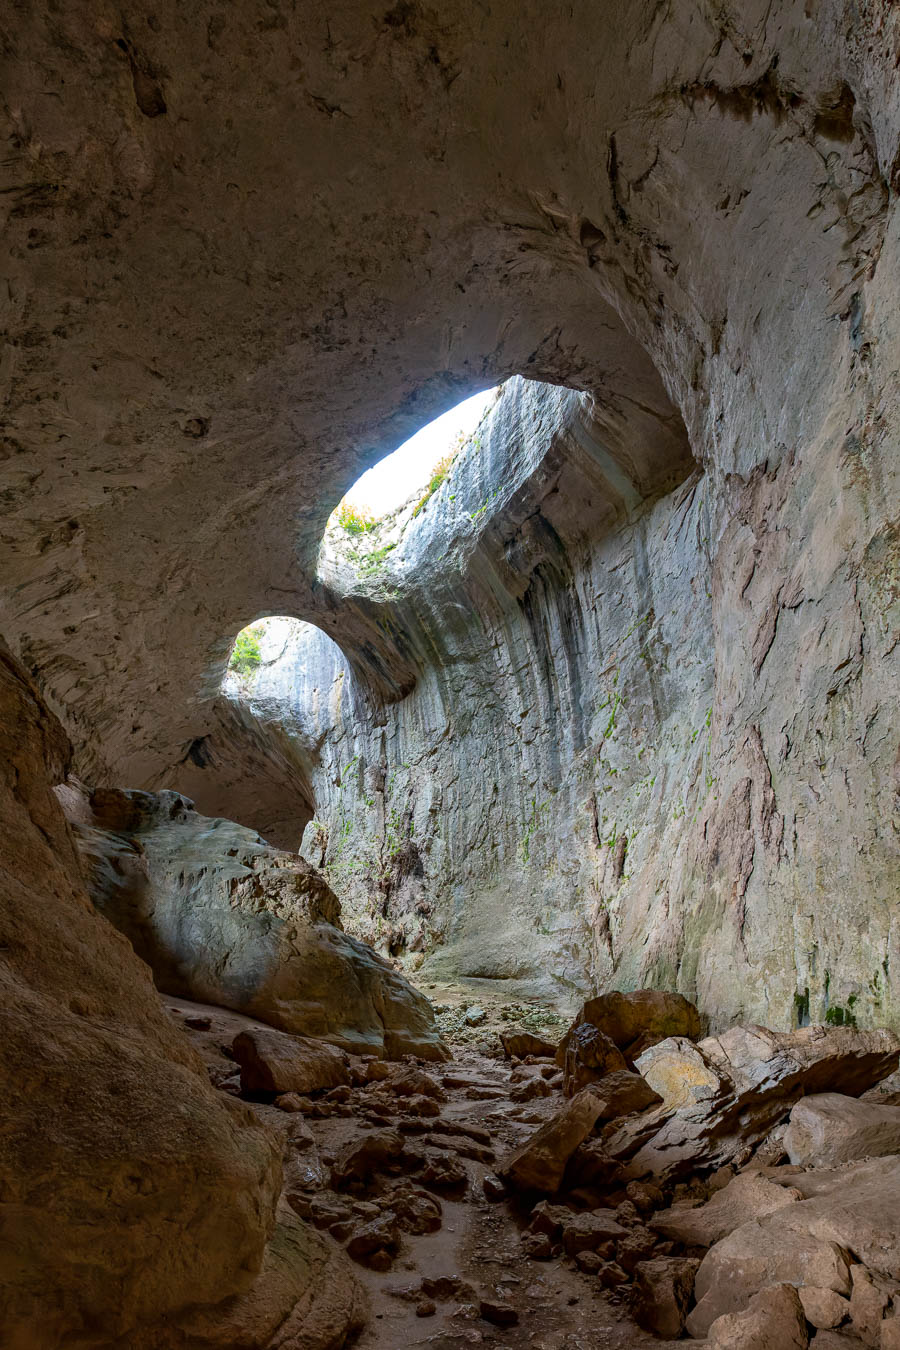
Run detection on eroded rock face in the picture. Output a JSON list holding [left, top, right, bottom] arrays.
[[0, 2, 897, 1039], [65, 786, 446, 1060], [0, 643, 340, 1348]]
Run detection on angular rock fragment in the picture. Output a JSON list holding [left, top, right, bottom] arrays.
[[589, 1069, 663, 1119], [561, 1021, 627, 1095], [614, 1025, 900, 1180], [498, 1090, 604, 1192], [798, 1286, 850, 1330], [331, 1129, 404, 1188], [632, 1257, 700, 1338], [501, 1030, 558, 1059], [560, 1210, 627, 1255]]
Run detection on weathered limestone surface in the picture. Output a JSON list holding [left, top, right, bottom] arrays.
[[0, 642, 365, 1349], [64, 786, 446, 1059], [1, 5, 898, 1028]]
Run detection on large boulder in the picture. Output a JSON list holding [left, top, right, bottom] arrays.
[[65, 786, 447, 1060], [0, 645, 362, 1348], [232, 1026, 350, 1094], [498, 1090, 604, 1192], [688, 1222, 851, 1338], [556, 990, 702, 1066], [785, 1095, 900, 1168], [705, 1283, 809, 1350], [609, 1024, 900, 1180], [687, 1155, 900, 1338], [652, 1171, 804, 1248]]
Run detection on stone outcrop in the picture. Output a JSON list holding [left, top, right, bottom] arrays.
[[0, 642, 363, 1349], [609, 1025, 900, 1179], [0, 1, 896, 1038], [64, 785, 446, 1060]]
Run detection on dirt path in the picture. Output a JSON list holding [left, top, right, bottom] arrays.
[[345, 1045, 670, 1349]]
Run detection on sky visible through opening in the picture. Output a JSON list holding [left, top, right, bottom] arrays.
[[343, 388, 498, 516]]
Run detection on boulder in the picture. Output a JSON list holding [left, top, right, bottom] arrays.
[[158, 1204, 367, 1350], [560, 1211, 627, 1255], [331, 1130, 405, 1188], [799, 1287, 851, 1330], [67, 786, 447, 1061], [589, 1069, 663, 1119], [687, 1221, 851, 1337], [561, 1022, 627, 1096], [498, 1090, 605, 1192], [705, 1283, 809, 1349], [232, 1027, 350, 1094], [500, 1030, 558, 1059], [652, 1171, 804, 1247], [755, 1155, 900, 1278], [849, 1264, 899, 1346], [610, 1025, 900, 1181], [785, 1095, 900, 1168], [557, 990, 702, 1066], [632, 1257, 701, 1338]]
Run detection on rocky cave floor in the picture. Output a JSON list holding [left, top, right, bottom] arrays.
[[165, 981, 900, 1350], [169, 983, 667, 1349]]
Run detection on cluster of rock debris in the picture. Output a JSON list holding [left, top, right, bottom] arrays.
[[174, 977, 900, 1348], [484, 991, 900, 1347]]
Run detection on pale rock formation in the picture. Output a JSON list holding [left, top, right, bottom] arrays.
[[608, 1025, 900, 1179], [785, 1094, 900, 1168], [65, 785, 446, 1059]]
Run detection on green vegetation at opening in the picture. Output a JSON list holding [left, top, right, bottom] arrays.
[[229, 623, 264, 676], [336, 501, 378, 535], [413, 451, 456, 517]]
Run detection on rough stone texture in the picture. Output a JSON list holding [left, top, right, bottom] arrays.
[[562, 1022, 628, 1096], [558, 991, 703, 1064], [232, 1027, 350, 1095], [0, 642, 366, 1348], [652, 1171, 804, 1248], [0, 2, 897, 1036], [688, 1227, 851, 1338], [632, 1257, 701, 1338], [65, 785, 446, 1059], [612, 1025, 900, 1179], [705, 1283, 809, 1350], [799, 1287, 851, 1331], [499, 1090, 604, 1193], [785, 1094, 900, 1167], [687, 1155, 900, 1337]]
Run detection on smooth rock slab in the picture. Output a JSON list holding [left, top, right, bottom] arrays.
[[786, 1094, 900, 1167]]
